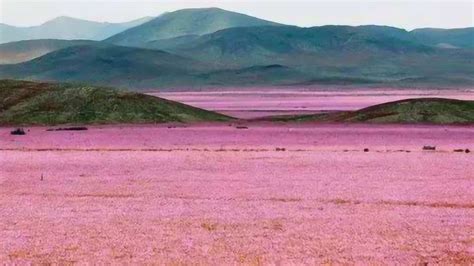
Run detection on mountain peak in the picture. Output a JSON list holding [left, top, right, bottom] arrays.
[[44, 16, 85, 25], [106, 8, 281, 46]]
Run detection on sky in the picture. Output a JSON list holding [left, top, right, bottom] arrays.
[[0, 0, 473, 30]]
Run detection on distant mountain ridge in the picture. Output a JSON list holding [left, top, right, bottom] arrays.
[[142, 25, 474, 85], [105, 8, 282, 47], [0, 16, 153, 44], [0, 44, 215, 88], [0, 8, 472, 88], [0, 39, 97, 64], [411, 27, 474, 48]]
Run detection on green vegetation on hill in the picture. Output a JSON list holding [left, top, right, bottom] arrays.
[[0, 80, 231, 125], [267, 98, 474, 124]]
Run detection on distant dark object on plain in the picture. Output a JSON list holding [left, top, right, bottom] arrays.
[[275, 147, 286, 152], [10, 128, 26, 135], [423, 146, 436, 151], [46, 127, 88, 131], [454, 149, 465, 152], [236, 126, 249, 129], [364, 148, 369, 152], [466, 149, 471, 153]]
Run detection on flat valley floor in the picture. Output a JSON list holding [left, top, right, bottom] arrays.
[[1, 123, 473, 264], [153, 88, 474, 119]]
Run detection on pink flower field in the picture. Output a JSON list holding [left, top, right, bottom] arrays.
[[152, 88, 474, 119], [1, 123, 473, 264]]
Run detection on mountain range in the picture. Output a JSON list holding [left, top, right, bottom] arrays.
[[0, 39, 97, 64], [0, 8, 473, 89], [0, 16, 152, 44]]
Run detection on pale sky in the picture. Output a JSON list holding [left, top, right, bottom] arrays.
[[0, 0, 473, 30]]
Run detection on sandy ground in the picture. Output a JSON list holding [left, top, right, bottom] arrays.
[[151, 88, 474, 119], [1, 123, 473, 264]]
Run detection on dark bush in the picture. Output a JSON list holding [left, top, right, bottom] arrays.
[[46, 127, 88, 131], [10, 128, 26, 135]]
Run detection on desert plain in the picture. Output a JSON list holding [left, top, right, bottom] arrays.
[[1, 89, 474, 264]]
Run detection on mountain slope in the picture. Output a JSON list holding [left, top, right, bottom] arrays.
[[0, 44, 213, 88], [155, 25, 474, 85], [0, 44, 311, 88], [0, 16, 152, 44], [1, 24, 473, 88], [106, 8, 281, 47], [0, 80, 231, 125], [268, 98, 474, 124], [163, 25, 434, 65], [411, 27, 474, 48], [0, 39, 97, 64]]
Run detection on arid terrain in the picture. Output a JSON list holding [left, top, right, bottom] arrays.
[[1, 123, 473, 264]]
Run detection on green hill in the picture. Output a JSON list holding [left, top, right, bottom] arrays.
[[0, 39, 97, 64], [105, 8, 281, 47], [0, 80, 231, 125], [268, 98, 474, 124]]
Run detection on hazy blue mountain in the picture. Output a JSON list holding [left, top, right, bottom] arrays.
[[0, 43, 312, 88], [148, 25, 474, 85], [0, 16, 153, 44], [0, 39, 97, 64], [1, 23, 473, 88], [0, 44, 214, 88], [105, 8, 281, 47], [411, 27, 474, 48], [160, 25, 433, 66]]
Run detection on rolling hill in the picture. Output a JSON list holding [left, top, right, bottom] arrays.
[[267, 98, 474, 124], [0, 16, 153, 44], [105, 8, 281, 47], [0, 80, 231, 125], [0, 39, 97, 64]]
